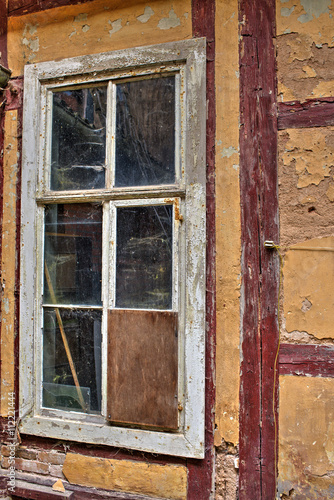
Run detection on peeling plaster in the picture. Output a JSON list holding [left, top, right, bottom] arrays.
[[281, 6, 295, 17], [221, 146, 238, 158], [282, 128, 333, 188], [158, 8, 181, 30], [108, 18, 122, 36], [299, 0, 331, 21], [137, 6, 154, 23]]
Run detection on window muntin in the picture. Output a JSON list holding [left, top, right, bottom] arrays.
[[20, 39, 206, 458]]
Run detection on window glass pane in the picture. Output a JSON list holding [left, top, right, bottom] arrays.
[[44, 204, 102, 306], [42, 308, 102, 413], [51, 87, 107, 190], [115, 77, 175, 187], [116, 205, 173, 309]]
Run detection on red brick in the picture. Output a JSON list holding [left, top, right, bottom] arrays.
[[1, 446, 10, 457], [16, 447, 38, 460], [13, 458, 49, 475], [49, 464, 64, 478], [38, 451, 66, 465]]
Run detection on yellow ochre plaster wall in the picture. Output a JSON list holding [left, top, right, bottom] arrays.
[[277, 2, 334, 498], [8, 0, 192, 76], [278, 376, 334, 499], [214, 0, 241, 450], [276, 0, 334, 100]]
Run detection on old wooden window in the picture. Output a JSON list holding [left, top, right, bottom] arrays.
[[20, 39, 206, 458]]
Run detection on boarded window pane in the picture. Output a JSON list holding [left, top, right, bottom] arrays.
[[116, 205, 173, 309], [115, 77, 175, 187], [43, 308, 102, 413], [44, 204, 102, 306], [51, 87, 107, 190], [107, 309, 178, 429]]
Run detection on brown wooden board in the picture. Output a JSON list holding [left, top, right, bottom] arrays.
[[279, 344, 334, 377], [278, 98, 334, 129], [239, 0, 279, 498], [107, 309, 178, 430]]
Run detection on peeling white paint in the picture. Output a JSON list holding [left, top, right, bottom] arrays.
[[158, 8, 181, 30], [137, 6, 154, 24], [109, 19, 122, 36]]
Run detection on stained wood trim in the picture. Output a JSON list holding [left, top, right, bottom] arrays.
[[187, 0, 216, 498], [278, 98, 334, 129], [239, 1, 279, 499], [279, 344, 334, 377], [8, 0, 96, 16]]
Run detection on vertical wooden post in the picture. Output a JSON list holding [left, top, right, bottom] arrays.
[[239, 1, 279, 498], [188, 0, 216, 497]]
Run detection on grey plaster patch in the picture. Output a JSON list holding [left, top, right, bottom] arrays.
[[221, 146, 238, 158], [109, 18, 122, 36], [137, 6, 154, 23], [281, 6, 295, 17], [299, 0, 331, 21], [158, 8, 181, 30]]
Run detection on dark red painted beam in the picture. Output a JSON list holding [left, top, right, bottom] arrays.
[[279, 344, 334, 377], [187, 1, 216, 499], [278, 98, 334, 129], [0, 0, 7, 67], [239, 0, 279, 499], [8, 0, 95, 16]]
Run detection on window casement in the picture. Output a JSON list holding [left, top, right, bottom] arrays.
[[20, 39, 206, 458]]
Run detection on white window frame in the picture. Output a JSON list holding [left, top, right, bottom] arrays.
[[19, 38, 206, 459]]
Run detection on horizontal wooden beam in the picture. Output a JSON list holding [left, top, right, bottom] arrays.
[[278, 98, 334, 130], [279, 344, 334, 377], [8, 0, 95, 17]]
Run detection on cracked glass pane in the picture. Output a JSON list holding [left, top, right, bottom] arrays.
[[115, 76, 175, 187], [51, 87, 107, 190]]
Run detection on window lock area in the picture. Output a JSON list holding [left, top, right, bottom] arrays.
[[20, 39, 206, 458]]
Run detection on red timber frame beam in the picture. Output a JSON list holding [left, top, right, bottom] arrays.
[[279, 344, 334, 378], [8, 0, 96, 16], [188, 0, 216, 497], [278, 98, 334, 129], [239, 1, 279, 499]]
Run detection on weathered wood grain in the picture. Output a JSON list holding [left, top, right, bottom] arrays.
[[278, 98, 334, 129], [279, 344, 334, 377], [239, 1, 279, 498], [107, 309, 178, 429]]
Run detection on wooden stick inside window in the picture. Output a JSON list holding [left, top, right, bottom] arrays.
[[44, 262, 87, 412]]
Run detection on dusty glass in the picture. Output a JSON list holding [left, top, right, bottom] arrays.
[[42, 308, 102, 413], [115, 77, 175, 187], [43, 203, 102, 306], [116, 205, 173, 309], [51, 87, 107, 190]]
